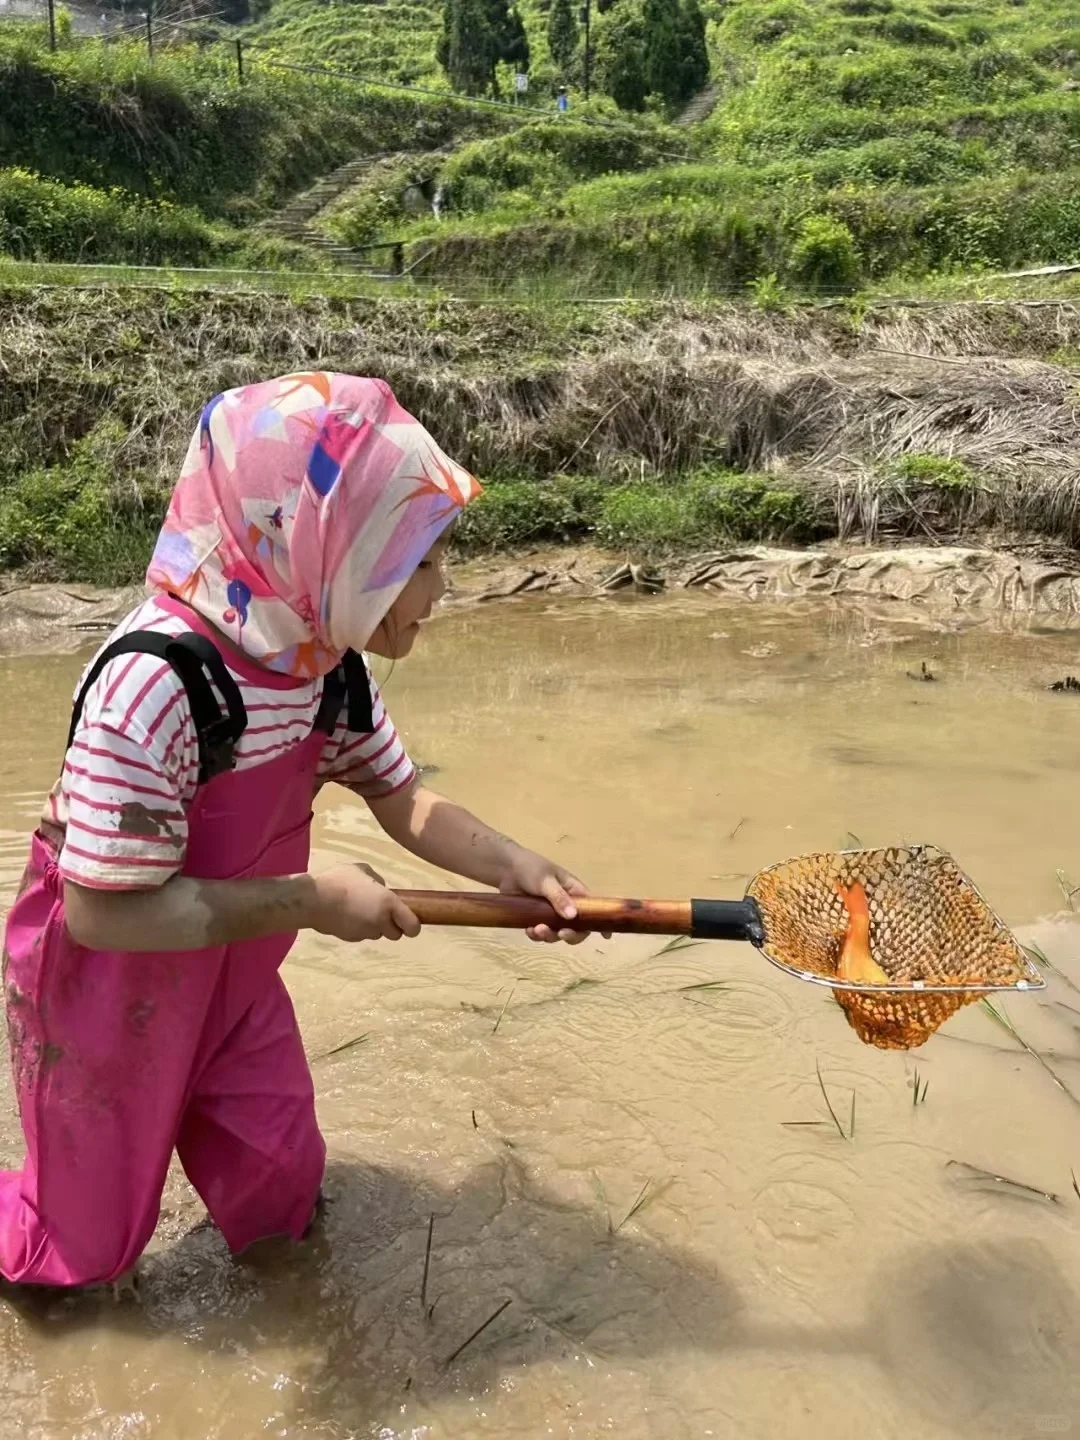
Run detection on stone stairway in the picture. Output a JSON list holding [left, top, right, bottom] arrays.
[[674, 81, 721, 127], [260, 150, 446, 276]]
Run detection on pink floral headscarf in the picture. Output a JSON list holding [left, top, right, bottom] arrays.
[[146, 373, 481, 678]]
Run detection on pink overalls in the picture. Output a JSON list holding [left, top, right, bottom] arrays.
[[0, 613, 341, 1287]]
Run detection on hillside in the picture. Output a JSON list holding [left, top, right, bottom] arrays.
[[2, 2, 1080, 592], [5, 0, 1079, 289], [310, 0, 1080, 293], [0, 22, 503, 267], [247, 0, 446, 88]]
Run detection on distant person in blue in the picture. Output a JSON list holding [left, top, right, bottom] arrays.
[[557, 86, 569, 113]]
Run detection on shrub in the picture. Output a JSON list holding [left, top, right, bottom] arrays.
[[751, 270, 790, 310], [0, 167, 223, 265], [0, 419, 163, 580], [788, 213, 861, 290]]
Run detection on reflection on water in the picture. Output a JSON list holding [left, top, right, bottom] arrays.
[[2, 593, 1080, 1439]]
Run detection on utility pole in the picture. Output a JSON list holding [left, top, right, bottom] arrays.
[[581, 0, 591, 100], [46, 0, 56, 50]]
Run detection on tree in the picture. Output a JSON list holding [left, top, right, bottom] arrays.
[[612, 46, 649, 108], [439, 0, 530, 95], [597, 0, 709, 111], [642, 0, 683, 104], [547, 0, 579, 76], [599, 4, 649, 109], [642, 0, 709, 105], [676, 0, 709, 99], [438, 0, 493, 94], [490, 0, 530, 94]]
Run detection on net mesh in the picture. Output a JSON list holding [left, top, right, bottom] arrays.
[[745, 844, 1038, 1050]]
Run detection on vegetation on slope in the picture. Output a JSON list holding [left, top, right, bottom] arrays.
[[246, 0, 446, 89], [2, 286, 1078, 581], [248, 0, 712, 109], [317, 0, 1080, 292], [0, 168, 317, 266], [0, 23, 502, 265], [10, 0, 1079, 291]]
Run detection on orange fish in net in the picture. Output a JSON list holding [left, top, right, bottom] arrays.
[[835, 881, 890, 987]]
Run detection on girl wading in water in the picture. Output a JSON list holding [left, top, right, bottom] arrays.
[[1, 373, 595, 1289]]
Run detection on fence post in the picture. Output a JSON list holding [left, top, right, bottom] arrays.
[[145, 0, 153, 61], [47, 0, 56, 51], [235, 38, 244, 83]]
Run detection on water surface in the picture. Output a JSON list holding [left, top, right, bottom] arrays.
[[2, 592, 1079, 1440]]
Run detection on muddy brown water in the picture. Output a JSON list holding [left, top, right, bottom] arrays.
[[2, 591, 1080, 1440]]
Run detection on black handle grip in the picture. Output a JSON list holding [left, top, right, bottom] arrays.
[[690, 897, 766, 945]]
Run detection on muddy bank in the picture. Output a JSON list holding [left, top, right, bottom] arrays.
[[5, 542, 1080, 656], [2, 288, 1080, 585], [460, 543, 1080, 616]]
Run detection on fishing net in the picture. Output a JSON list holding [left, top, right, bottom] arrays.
[[745, 844, 1043, 1050]]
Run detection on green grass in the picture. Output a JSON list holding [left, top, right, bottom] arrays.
[[325, 118, 684, 250], [248, 0, 446, 87], [397, 157, 1080, 295], [0, 31, 365, 213], [0, 167, 320, 267], [454, 469, 822, 553], [0, 257, 414, 295], [887, 453, 976, 489], [0, 436, 821, 581]]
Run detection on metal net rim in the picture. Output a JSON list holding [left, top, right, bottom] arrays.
[[753, 950, 1046, 994]]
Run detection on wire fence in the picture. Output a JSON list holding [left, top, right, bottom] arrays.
[[0, 0, 681, 151]]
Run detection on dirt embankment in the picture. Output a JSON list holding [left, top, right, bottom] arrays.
[[1, 289, 1079, 583]]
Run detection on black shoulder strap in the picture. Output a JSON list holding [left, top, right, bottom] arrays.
[[343, 649, 376, 734], [309, 649, 377, 738], [314, 662, 347, 735], [67, 632, 248, 784], [311, 651, 375, 736]]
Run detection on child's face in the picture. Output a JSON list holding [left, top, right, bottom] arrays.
[[366, 531, 451, 659]]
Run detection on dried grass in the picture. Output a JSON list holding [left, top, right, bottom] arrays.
[[3, 289, 1080, 562]]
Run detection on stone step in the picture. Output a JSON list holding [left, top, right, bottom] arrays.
[[256, 144, 451, 263], [674, 81, 720, 126]]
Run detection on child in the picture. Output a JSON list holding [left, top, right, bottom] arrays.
[[0, 373, 594, 1290]]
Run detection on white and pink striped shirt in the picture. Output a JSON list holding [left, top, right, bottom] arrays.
[[46, 598, 415, 891]]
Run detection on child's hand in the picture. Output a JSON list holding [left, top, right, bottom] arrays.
[[312, 863, 421, 943], [497, 848, 609, 945]]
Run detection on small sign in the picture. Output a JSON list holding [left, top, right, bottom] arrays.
[[514, 72, 529, 93]]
